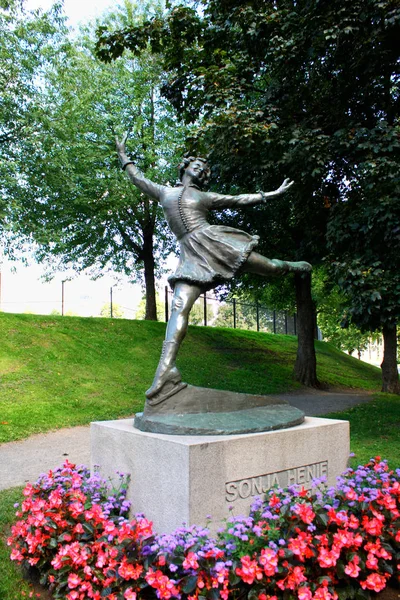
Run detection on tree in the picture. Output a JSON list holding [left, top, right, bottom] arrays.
[[99, 302, 125, 318], [313, 269, 375, 359], [95, 1, 329, 386], [135, 292, 165, 321], [96, 0, 400, 388], [0, 0, 67, 245], [327, 181, 400, 393], [7, 1, 186, 320]]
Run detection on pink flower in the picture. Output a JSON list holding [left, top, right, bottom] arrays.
[[145, 569, 180, 600], [317, 546, 340, 569], [277, 566, 307, 591], [344, 556, 361, 578], [124, 589, 137, 600], [236, 555, 263, 585], [259, 547, 278, 576], [362, 516, 383, 536], [10, 547, 24, 562], [183, 551, 199, 570], [118, 558, 144, 580], [136, 517, 153, 539], [314, 586, 334, 600], [293, 503, 315, 524], [360, 573, 388, 593], [298, 586, 313, 600], [67, 573, 82, 589]]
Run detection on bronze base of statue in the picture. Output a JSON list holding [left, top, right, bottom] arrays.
[[134, 385, 305, 435]]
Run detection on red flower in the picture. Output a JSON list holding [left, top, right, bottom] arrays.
[[118, 558, 144, 580], [362, 516, 383, 536], [317, 546, 340, 569], [67, 573, 82, 589], [344, 555, 361, 578], [297, 586, 313, 600], [259, 547, 278, 576], [183, 551, 199, 570], [293, 503, 315, 524], [360, 573, 388, 593], [236, 555, 263, 584]]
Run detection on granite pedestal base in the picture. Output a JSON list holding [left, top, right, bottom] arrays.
[[91, 417, 349, 535]]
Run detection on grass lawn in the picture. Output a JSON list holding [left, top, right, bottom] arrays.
[[326, 393, 400, 469], [0, 312, 382, 443]]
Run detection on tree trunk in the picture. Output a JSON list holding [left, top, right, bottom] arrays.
[[294, 272, 320, 387], [381, 324, 400, 394], [142, 233, 157, 321]]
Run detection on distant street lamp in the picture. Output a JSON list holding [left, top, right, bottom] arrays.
[[61, 280, 67, 316]]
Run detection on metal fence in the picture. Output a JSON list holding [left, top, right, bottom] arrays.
[[164, 287, 297, 335]]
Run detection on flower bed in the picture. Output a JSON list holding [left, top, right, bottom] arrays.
[[7, 458, 400, 600]]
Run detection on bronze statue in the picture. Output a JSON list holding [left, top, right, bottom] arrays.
[[116, 137, 311, 406]]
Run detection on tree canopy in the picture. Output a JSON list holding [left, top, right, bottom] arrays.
[[0, 0, 68, 245], [4, 1, 187, 320], [96, 0, 400, 390]]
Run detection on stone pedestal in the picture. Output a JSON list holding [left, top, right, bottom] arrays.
[[91, 417, 349, 535]]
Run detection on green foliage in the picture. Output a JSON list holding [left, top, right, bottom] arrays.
[[99, 302, 125, 318], [135, 292, 165, 321], [95, 0, 400, 335], [313, 268, 376, 357], [0, 0, 68, 246], [0, 312, 381, 443], [3, 1, 187, 319], [12, 3, 182, 275]]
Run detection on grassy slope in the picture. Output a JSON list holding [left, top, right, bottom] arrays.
[[0, 312, 382, 443]]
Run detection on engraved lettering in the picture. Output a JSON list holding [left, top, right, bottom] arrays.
[[225, 461, 329, 503], [271, 473, 280, 487], [297, 467, 306, 484], [239, 480, 252, 499], [262, 474, 271, 492], [225, 482, 238, 502], [307, 464, 316, 482], [251, 477, 263, 495]]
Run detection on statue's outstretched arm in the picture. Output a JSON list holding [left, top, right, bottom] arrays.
[[208, 178, 294, 209], [116, 135, 163, 201]]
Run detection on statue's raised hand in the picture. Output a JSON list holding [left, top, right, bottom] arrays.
[[276, 178, 294, 195], [115, 133, 129, 155]]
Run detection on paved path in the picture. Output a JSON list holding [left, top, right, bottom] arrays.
[[0, 392, 373, 491]]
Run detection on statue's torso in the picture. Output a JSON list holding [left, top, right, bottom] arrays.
[[161, 185, 210, 241]]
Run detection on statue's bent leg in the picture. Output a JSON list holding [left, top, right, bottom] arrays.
[[242, 251, 312, 276], [145, 282, 202, 404]]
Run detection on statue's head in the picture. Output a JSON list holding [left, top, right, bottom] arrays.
[[178, 155, 211, 189]]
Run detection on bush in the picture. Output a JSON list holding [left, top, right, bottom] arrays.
[[7, 458, 400, 600]]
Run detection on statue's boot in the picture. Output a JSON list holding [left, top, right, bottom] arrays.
[[145, 341, 187, 405], [271, 259, 312, 274]]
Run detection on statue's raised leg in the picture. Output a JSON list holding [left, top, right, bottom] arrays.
[[242, 252, 312, 276]]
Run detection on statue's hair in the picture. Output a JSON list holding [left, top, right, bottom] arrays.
[[178, 155, 211, 188]]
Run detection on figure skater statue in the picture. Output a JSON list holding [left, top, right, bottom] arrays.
[[116, 136, 311, 406]]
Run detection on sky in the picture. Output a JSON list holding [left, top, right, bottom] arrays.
[[25, 0, 116, 26], [1, 0, 174, 319]]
